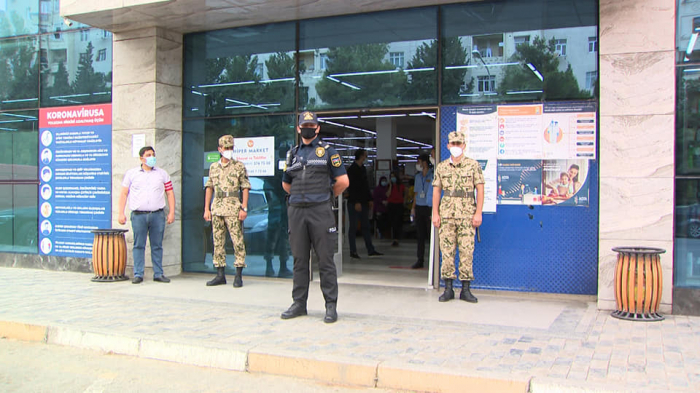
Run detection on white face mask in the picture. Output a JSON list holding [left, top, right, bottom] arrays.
[[221, 150, 233, 160], [416, 163, 422, 172], [449, 146, 463, 158], [429, 157, 435, 166]]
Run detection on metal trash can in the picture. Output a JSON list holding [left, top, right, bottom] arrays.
[[611, 246, 665, 321], [90, 229, 129, 282]]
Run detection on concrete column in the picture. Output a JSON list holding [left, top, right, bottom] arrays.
[[111, 27, 183, 278], [376, 118, 397, 161], [597, 0, 675, 312]]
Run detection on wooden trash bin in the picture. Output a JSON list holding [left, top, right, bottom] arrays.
[[611, 247, 665, 321], [90, 229, 129, 282]]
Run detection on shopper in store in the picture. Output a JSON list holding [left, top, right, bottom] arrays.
[[410, 153, 434, 269], [386, 171, 406, 247], [346, 148, 383, 259]]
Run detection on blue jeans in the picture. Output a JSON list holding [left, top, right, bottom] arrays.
[[347, 202, 376, 254], [131, 209, 165, 278]]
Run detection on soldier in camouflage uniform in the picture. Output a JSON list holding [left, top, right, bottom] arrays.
[[203, 135, 251, 288], [432, 131, 484, 303]]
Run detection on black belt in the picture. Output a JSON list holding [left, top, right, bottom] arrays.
[[443, 190, 474, 198], [132, 208, 164, 214]]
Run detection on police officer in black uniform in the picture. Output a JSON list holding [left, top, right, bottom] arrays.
[[281, 111, 349, 323]]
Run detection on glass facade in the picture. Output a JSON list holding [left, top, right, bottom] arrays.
[[441, 0, 598, 105], [181, 0, 598, 279], [299, 7, 438, 110], [182, 115, 296, 276], [676, 1, 700, 289], [0, 0, 112, 254]]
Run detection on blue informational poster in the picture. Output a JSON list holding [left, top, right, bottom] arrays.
[[497, 160, 543, 205], [38, 104, 112, 257]]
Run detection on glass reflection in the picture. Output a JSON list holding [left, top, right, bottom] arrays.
[[299, 7, 438, 110], [0, 185, 38, 253], [0, 0, 39, 38], [182, 115, 296, 278], [0, 37, 39, 110], [183, 23, 297, 118], [0, 110, 38, 181], [39, 29, 112, 107], [441, 0, 597, 104], [676, 1, 700, 289], [675, 180, 700, 288]]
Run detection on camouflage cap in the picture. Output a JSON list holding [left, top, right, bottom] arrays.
[[448, 131, 466, 144], [298, 111, 318, 126], [218, 135, 234, 148]]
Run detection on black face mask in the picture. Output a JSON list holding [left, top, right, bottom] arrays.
[[300, 127, 317, 139]]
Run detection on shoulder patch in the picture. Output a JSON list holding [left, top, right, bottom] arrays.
[[331, 154, 342, 167], [315, 146, 326, 157]]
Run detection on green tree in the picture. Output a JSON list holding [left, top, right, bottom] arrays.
[[403, 39, 439, 104], [498, 36, 590, 100], [261, 51, 300, 112], [72, 42, 108, 104], [42, 60, 72, 104], [0, 37, 39, 110], [314, 43, 407, 109], [203, 54, 262, 115]]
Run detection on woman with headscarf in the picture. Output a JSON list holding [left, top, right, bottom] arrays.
[[385, 172, 406, 247]]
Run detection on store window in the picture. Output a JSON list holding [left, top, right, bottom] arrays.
[[299, 7, 438, 110], [39, 29, 113, 107], [676, 1, 700, 290], [0, 0, 39, 38], [0, 37, 40, 111], [588, 36, 597, 52], [183, 22, 297, 118], [0, 110, 39, 253], [181, 115, 296, 277], [441, 0, 597, 104]]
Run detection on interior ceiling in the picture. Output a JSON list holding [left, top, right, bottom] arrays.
[[316, 109, 436, 162]]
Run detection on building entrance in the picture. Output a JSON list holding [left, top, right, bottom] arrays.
[[316, 109, 438, 288]]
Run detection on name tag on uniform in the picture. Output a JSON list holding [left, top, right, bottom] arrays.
[[419, 192, 425, 199]]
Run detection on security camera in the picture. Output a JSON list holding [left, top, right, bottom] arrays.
[[63, 18, 73, 27]]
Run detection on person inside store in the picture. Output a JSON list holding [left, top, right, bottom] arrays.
[[432, 131, 484, 303], [372, 176, 390, 239], [117, 146, 176, 284], [281, 111, 349, 324], [346, 148, 383, 259], [203, 135, 251, 288], [386, 170, 406, 247], [410, 153, 434, 269]]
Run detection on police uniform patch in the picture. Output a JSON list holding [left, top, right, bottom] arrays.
[[315, 147, 326, 157], [331, 154, 342, 167]]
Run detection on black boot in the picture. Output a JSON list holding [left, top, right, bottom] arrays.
[[438, 279, 454, 302], [233, 266, 243, 288], [206, 267, 226, 286], [281, 302, 307, 319], [459, 280, 478, 303], [324, 302, 338, 324], [265, 259, 275, 277]]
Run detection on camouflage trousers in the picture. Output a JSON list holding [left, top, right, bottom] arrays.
[[212, 215, 246, 268], [438, 217, 475, 281]]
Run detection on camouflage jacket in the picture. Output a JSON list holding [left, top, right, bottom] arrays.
[[205, 159, 251, 216], [433, 157, 484, 219]]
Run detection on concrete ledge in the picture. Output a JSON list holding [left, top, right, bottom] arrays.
[[139, 339, 247, 371], [377, 362, 529, 393], [47, 326, 140, 356], [0, 321, 47, 342], [247, 350, 378, 388]]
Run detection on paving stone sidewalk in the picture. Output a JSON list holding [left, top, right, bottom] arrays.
[[0, 267, 698, 392]]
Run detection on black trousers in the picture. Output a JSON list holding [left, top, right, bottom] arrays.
[[415, 205, 431, 262], [347, 202, 375, 254], [388, 202, 403, 240], [288, 202, 338, 305]]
